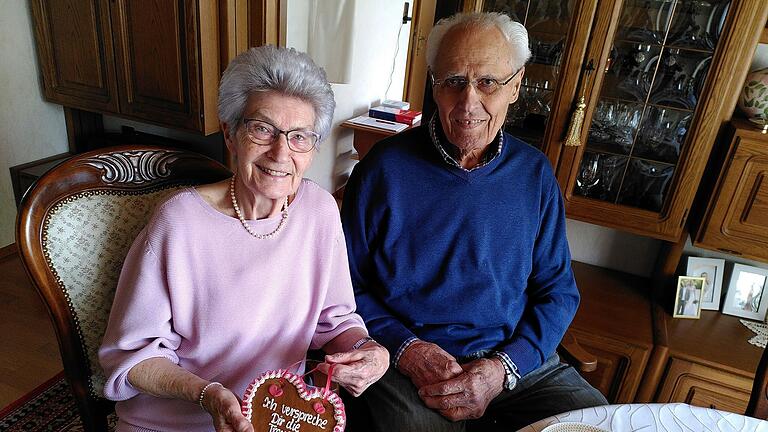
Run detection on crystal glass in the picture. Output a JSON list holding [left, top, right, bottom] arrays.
[[576, 152, 602, 196], [577, 0, 730, 211], [634, 106, 692, 164], [618, 159, 675, 212], [666, 0, 730, 50]]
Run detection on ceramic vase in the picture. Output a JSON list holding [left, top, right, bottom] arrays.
[[738, 67, 768, 124]]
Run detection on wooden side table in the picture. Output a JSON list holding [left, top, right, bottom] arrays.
[[340, 119, 419, 159]]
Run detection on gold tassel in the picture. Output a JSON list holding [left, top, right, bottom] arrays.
[[564, 96, 587, 147]]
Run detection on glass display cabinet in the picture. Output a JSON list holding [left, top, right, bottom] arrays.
[[464, 0, 767, 241]]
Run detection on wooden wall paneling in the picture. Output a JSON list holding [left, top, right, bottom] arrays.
[[199, 0, 220, 135], [29, 0, 119, 112], [248, 0, 281, 48], [403, 0, 436, 112], [63, 107, 104, 154]]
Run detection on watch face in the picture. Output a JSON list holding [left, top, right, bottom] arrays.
[[506, 373, 518, 391]]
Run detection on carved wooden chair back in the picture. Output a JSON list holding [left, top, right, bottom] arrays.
[[747, 347, 768, 418], [16, 145, 231, 431]]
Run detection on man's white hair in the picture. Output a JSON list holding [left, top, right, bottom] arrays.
[[426, 12, 531, 72]]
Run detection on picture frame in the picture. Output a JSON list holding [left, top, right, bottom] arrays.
[[686, 257, 725, 310], [722, 264, 768, 321], [673, 276, 706, 319]]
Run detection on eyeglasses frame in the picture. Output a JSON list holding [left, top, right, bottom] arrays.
[[429, 68, 524, 95], [242, 118, 321, 153]]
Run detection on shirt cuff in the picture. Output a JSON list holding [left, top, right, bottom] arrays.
[[394, 337, 419, 368], [491, 351, 520, 391]]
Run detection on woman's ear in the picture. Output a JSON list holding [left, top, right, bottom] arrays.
[[222, 121, 237, 154]]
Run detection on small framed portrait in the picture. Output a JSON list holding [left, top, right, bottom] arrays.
[[686, 257, 725, 310], [722, 264, 768, 321], [673, 276, 706, 319]]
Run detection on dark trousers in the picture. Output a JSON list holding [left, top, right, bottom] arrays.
[[349, 354, 608, 432]]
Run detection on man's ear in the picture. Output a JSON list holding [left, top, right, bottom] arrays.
[[508, 66, 525, 105]]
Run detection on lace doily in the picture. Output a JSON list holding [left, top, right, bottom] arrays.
[[740, 319, 768, 348]]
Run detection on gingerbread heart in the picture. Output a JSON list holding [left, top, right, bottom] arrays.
[[241, 369, 345, 432]]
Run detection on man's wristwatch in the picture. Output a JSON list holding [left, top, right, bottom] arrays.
[[491, 352, 519, 391]]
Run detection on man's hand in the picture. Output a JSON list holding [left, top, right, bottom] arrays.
[[318, 342, 390, 397], [202, 384, 254, 432], [397, 341, 464, 388], [418, 357, 505, 421]]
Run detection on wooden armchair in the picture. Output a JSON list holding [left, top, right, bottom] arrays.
[[16, 145, 230, 431]]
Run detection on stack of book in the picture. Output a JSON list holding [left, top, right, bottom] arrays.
[[345, 100, 422, 134], [368, 104, 422, 126]]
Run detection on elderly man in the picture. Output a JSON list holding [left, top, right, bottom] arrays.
[[341, 12, 607, 431]]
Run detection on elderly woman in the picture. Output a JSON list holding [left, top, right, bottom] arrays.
[[98, 46, 389, 432]]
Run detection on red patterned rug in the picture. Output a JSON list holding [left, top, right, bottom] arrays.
[[0, 372, 115, 431]]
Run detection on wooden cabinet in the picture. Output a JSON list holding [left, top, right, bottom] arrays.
[[30, 0, 119, 113], [693, 119, 768, 262], [464, 0, 768, 241], [639, 309, 762, 410], [655, 358, 752, 412], [569, 328, 651, 403], [569, 262, 654, 403], [30, 0, 219, 134]]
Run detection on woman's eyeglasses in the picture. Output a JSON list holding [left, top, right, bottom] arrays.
[[430, 68, 522, 96], [243, 118, 320, 153]]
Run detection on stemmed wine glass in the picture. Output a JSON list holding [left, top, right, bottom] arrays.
[[576, 153, 601, 196]]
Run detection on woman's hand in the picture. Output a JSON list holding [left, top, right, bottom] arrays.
[[317, 342, 389, 397], [201, 384, 254, 432]]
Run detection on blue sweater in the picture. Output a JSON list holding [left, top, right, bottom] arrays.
[[341, 126, 579, 376]]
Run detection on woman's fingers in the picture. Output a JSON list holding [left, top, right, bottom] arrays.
[[316, 345, 389, 396], [205, 386, 254, 432]]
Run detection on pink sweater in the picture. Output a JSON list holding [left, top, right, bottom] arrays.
[[99, 180, 365, 432]]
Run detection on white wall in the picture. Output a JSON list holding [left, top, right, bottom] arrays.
[[0, 1, 69, 248], [284, 0, 411, 191]]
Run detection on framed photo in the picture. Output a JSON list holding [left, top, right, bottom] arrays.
[[673, 276, 706, 319], [686, 257, 725, 310], [722, 264, 768, 321]]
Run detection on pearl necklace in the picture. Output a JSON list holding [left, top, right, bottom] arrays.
[[229, 176, 288, 239]]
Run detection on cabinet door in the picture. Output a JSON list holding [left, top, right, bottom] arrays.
[[694, 121, 768, 261], [656, 357, 752, 412], [557, 1, 768, 241], [473, 0, 597, 153], [30, 0, 119, 112], [110, 0, 218, 133], [569, 328, 651, 403]]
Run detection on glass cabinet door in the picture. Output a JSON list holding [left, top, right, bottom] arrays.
[[480, 0, 578, 150], [463, 0, 765, 241], [574, 0, 730, 212]]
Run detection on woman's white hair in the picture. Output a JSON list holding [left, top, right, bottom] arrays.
[[426, 12, 531, 72], [217, 45, 336, 143]]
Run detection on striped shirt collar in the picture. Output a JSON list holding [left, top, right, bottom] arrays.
[[428, 112, 504, 172]]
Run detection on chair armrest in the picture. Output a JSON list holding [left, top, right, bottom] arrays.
[[558, 331, 598, 373]]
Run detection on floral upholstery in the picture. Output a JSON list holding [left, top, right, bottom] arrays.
[[43, 187, 182, 397]]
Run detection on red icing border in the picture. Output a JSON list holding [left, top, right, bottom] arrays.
[[241, 369, 346, 432]]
